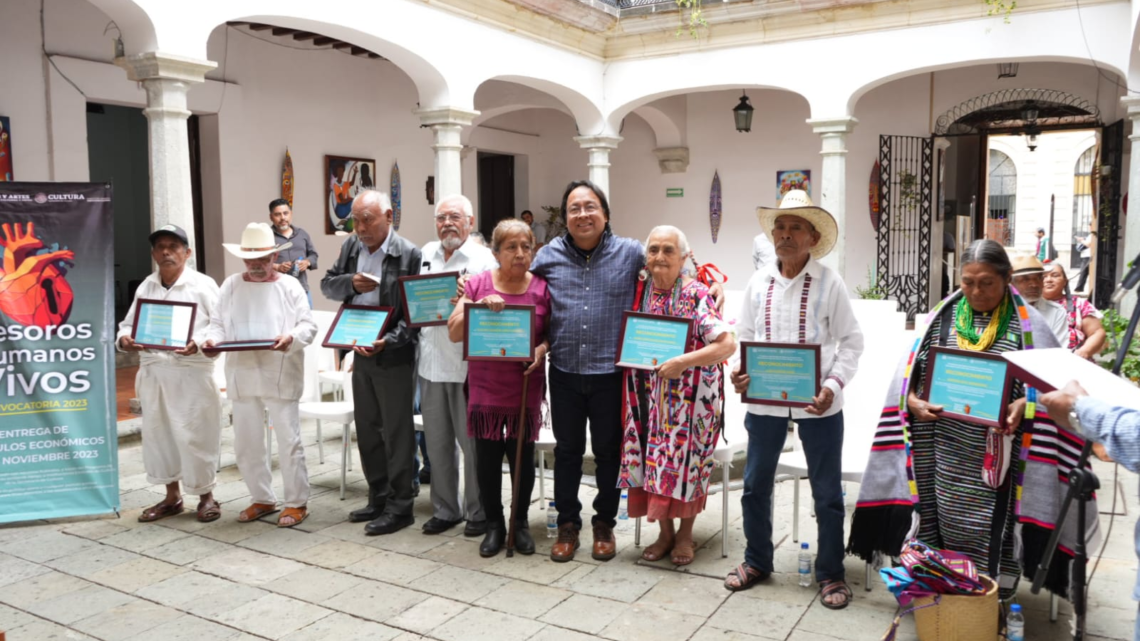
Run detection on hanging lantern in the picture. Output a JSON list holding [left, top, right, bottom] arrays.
[[733, 92, 754, 133]]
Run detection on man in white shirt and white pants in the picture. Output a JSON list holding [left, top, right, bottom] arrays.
[[725, 191, 864, 609], [118, 224, 223, 523], [205, 223, 317, 528], [418, 195, 498, 536]]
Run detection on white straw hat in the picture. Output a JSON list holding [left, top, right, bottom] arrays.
[[756, 190, 838, 260], [223, 222, 293, 259]]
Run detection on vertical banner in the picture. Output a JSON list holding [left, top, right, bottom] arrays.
[[0, 183, 118, 523]]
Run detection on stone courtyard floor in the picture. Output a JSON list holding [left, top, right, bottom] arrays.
[[1, 419, 1138, 641]]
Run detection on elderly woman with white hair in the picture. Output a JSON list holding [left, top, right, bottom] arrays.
[[617, 225, 736, 566]]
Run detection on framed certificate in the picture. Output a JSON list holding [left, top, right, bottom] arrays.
[[463, 304, 535, 363], [323, 304, 393, 349], [922, 347, 1012, 428], [741, 342, 822, 407], [131, 299, 197, 350], [206, 340, 278, 352], [615, 311, 693, 371], [400, 272, 459, 328]]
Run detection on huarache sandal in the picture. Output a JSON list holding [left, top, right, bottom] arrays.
[[196, 498, 222, 523], [237, 502, 279, 523], [671, 539, 696, 566], [138, 499, 184, 523], [723, 563, 769, 592], [819, 579, 853, 610], [277, 506, 308, 529], [640, 538, 673, 562]]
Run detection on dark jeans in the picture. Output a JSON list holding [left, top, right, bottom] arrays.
[[742, 411, 846, 582], [549, 366, 623, 529], [475, 434, 535, 524]]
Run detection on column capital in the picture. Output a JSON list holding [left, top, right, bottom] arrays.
[[115, 52, 216, 84], [653, 147, 689, 174], [415, 106, 479, 128], [1122, 96, 1140, 118], [806, 117, 858, 135], [574, 135, 623, 150]]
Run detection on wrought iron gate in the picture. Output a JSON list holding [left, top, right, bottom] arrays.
[[1094, 120, 1124, 309], [876, 135, 934, 320]]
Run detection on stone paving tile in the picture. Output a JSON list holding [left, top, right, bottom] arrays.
[[549, 562, 597, 589], [481, 552, 584, 585], [264, 566, 366, 603], [100, 523, 192, 552], [431, 606, 545, 641], [408, 565, 510, 603], [384, 595, 469, 635], [785, 632, 855, 641], [71, 597, 183, 641], [705, 592, 807, 640], [600, 602, 706, 641], [528, 627, 598, 641], [287, 538, 381, 569], [27, 583, 137, 625], [8, 618, 99, 640], [636, 574, 731, 617], [419, 537, 502, 571], [343, 550, 442, 585], [0, 529, 98, 563], [0, 601, 39, 631], [191, 547, 307, 586], [281, 612, 402, 641], [238, 526, 331, 557], [0, 551, 52, 588], [0, 570, 90, 609], [195, 518, 277, 544], [214, 593, 335, 640], [121, 613, 244, 641], [44, 543, 139, 577], [474, 580, 573, 619], [87, 556, 187, 593], [691, 626, 790, 641], [145, 532, 235, 565], [318, 520, 446, 555], [558, 561, 664, 603], [320, 578, 428, 623], [538, 594, 627, 635], [794, 598, 904, 641], [135, 571, 268, 619], [62, 519, 133, 540]]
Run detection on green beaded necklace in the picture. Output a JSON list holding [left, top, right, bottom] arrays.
[[954, 293, 1013, 351]]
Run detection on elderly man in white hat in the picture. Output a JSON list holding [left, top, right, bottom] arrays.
[[1011, 253, 1069, 346], [724, 190, 864, 609], [204, 222, 317, 528]]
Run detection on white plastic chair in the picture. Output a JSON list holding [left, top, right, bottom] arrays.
[[299, 351, 355, 498]]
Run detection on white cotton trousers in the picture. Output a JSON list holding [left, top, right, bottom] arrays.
[[138, 362, 222, 495], [232, 397, 310, 508]]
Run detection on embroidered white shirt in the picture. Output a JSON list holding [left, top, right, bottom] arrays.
[[416, 238, 497, 383], [735, 257, 864, 419], [1030, 298, 1070, 348], [116, 268, 220, 371]]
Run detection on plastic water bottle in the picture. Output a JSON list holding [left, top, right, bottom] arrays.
[[1007, 604, 1025, 641], [618, 489, 629, 521], [798, 542, 812, 587], [546, 501, 558, 539]]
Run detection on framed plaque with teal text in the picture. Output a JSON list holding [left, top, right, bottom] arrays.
[[399, 271, 459, 328], [463, 303, 535, 363], [322, 304, 393, 349], [131, 299, 196, 350], [615, 311, 693, 371], [922, 346, 1011, 428], [741, 341, 821, 408]]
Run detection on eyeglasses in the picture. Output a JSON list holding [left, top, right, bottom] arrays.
[[434, 213, 465, 224], [567, 203, 601, 217]]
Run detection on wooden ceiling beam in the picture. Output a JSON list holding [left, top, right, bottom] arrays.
[[248, 23, 273, 31], [271, 27, 297, 37], [333, 42, 353, 51], [313, 36, 334, 46], [292, 32, 318, 41]]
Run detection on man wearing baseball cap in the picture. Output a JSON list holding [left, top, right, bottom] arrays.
[[117, 224, 225, 523], [204, 222, 317, 528]]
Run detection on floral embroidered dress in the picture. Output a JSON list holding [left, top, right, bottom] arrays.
[[1057, 294, 1101, 352], [618, 279, 730, 521]]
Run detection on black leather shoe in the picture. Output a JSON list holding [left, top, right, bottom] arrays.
[[349, 504, 384, 523], [419, 468, 431, 485], [464, 519, 488, 537], [364, 513, 414, 535], [422, 517, 462, 535], [480, 521, 506, 557], [513, 523, 535, 555]]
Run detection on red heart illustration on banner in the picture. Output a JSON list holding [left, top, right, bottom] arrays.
[[0, 222, 75, 327]]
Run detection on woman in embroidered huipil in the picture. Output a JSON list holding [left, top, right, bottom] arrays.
[[1042, 262, 1106, 360], [617, 226, 735, 567]]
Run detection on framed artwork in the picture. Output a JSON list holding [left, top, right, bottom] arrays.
[[0, 116, 12, 182], [325, 155, 376, 235], [776, 170, 810, 203]]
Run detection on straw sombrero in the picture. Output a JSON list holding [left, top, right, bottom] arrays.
[[1010, 254, 1045, 277], [756, 190, 838, 260], [223, 222, 293, 259]]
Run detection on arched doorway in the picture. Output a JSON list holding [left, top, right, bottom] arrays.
[[986, 150, 1017, 247]]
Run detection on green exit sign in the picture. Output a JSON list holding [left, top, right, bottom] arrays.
[[666, 188, 684, 198]]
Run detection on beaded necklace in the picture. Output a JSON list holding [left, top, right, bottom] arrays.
[[953, 293, 1013, 351]]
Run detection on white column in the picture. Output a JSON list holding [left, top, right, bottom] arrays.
[[1121, 97, 1140, 314], [115, 53, 216, 254], [807, 117, 858, 278], [574, 135, 623, 200], [416, 107, 479, 200]]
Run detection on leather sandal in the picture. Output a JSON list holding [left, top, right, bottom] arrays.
[[819, 579, 853, 610], [277, 506, 308, 528], [670, 539, 696, 566], [237, 502, 279, 523], [138, 499, 184, 523], [723, 563, 769, 592], [196, 498, 221, 523]]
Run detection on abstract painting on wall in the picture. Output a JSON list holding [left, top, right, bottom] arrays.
[[0, 116, 12, 182], [776, 170, 810, 204], [325, 155, 376, 234]]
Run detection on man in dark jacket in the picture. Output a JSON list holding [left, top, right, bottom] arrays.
[[321, 190, 422, 535]]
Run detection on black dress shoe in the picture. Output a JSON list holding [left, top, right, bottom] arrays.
[[513, 523, 535, 555], [419, 468, 431, 485], [480, 521, 506, 557], [349, 505, 384, 523], [464, 519, 488, 537], [364, 513, 414, 535], [422, 517, 462, 535]]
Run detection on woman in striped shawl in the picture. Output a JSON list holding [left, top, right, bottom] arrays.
[[848, 239, 1099, 599]]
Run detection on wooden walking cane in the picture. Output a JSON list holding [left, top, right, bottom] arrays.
[[505, 367, 531, 558]]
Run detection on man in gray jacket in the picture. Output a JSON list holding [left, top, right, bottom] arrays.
[[321, 190, 422, 535]]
